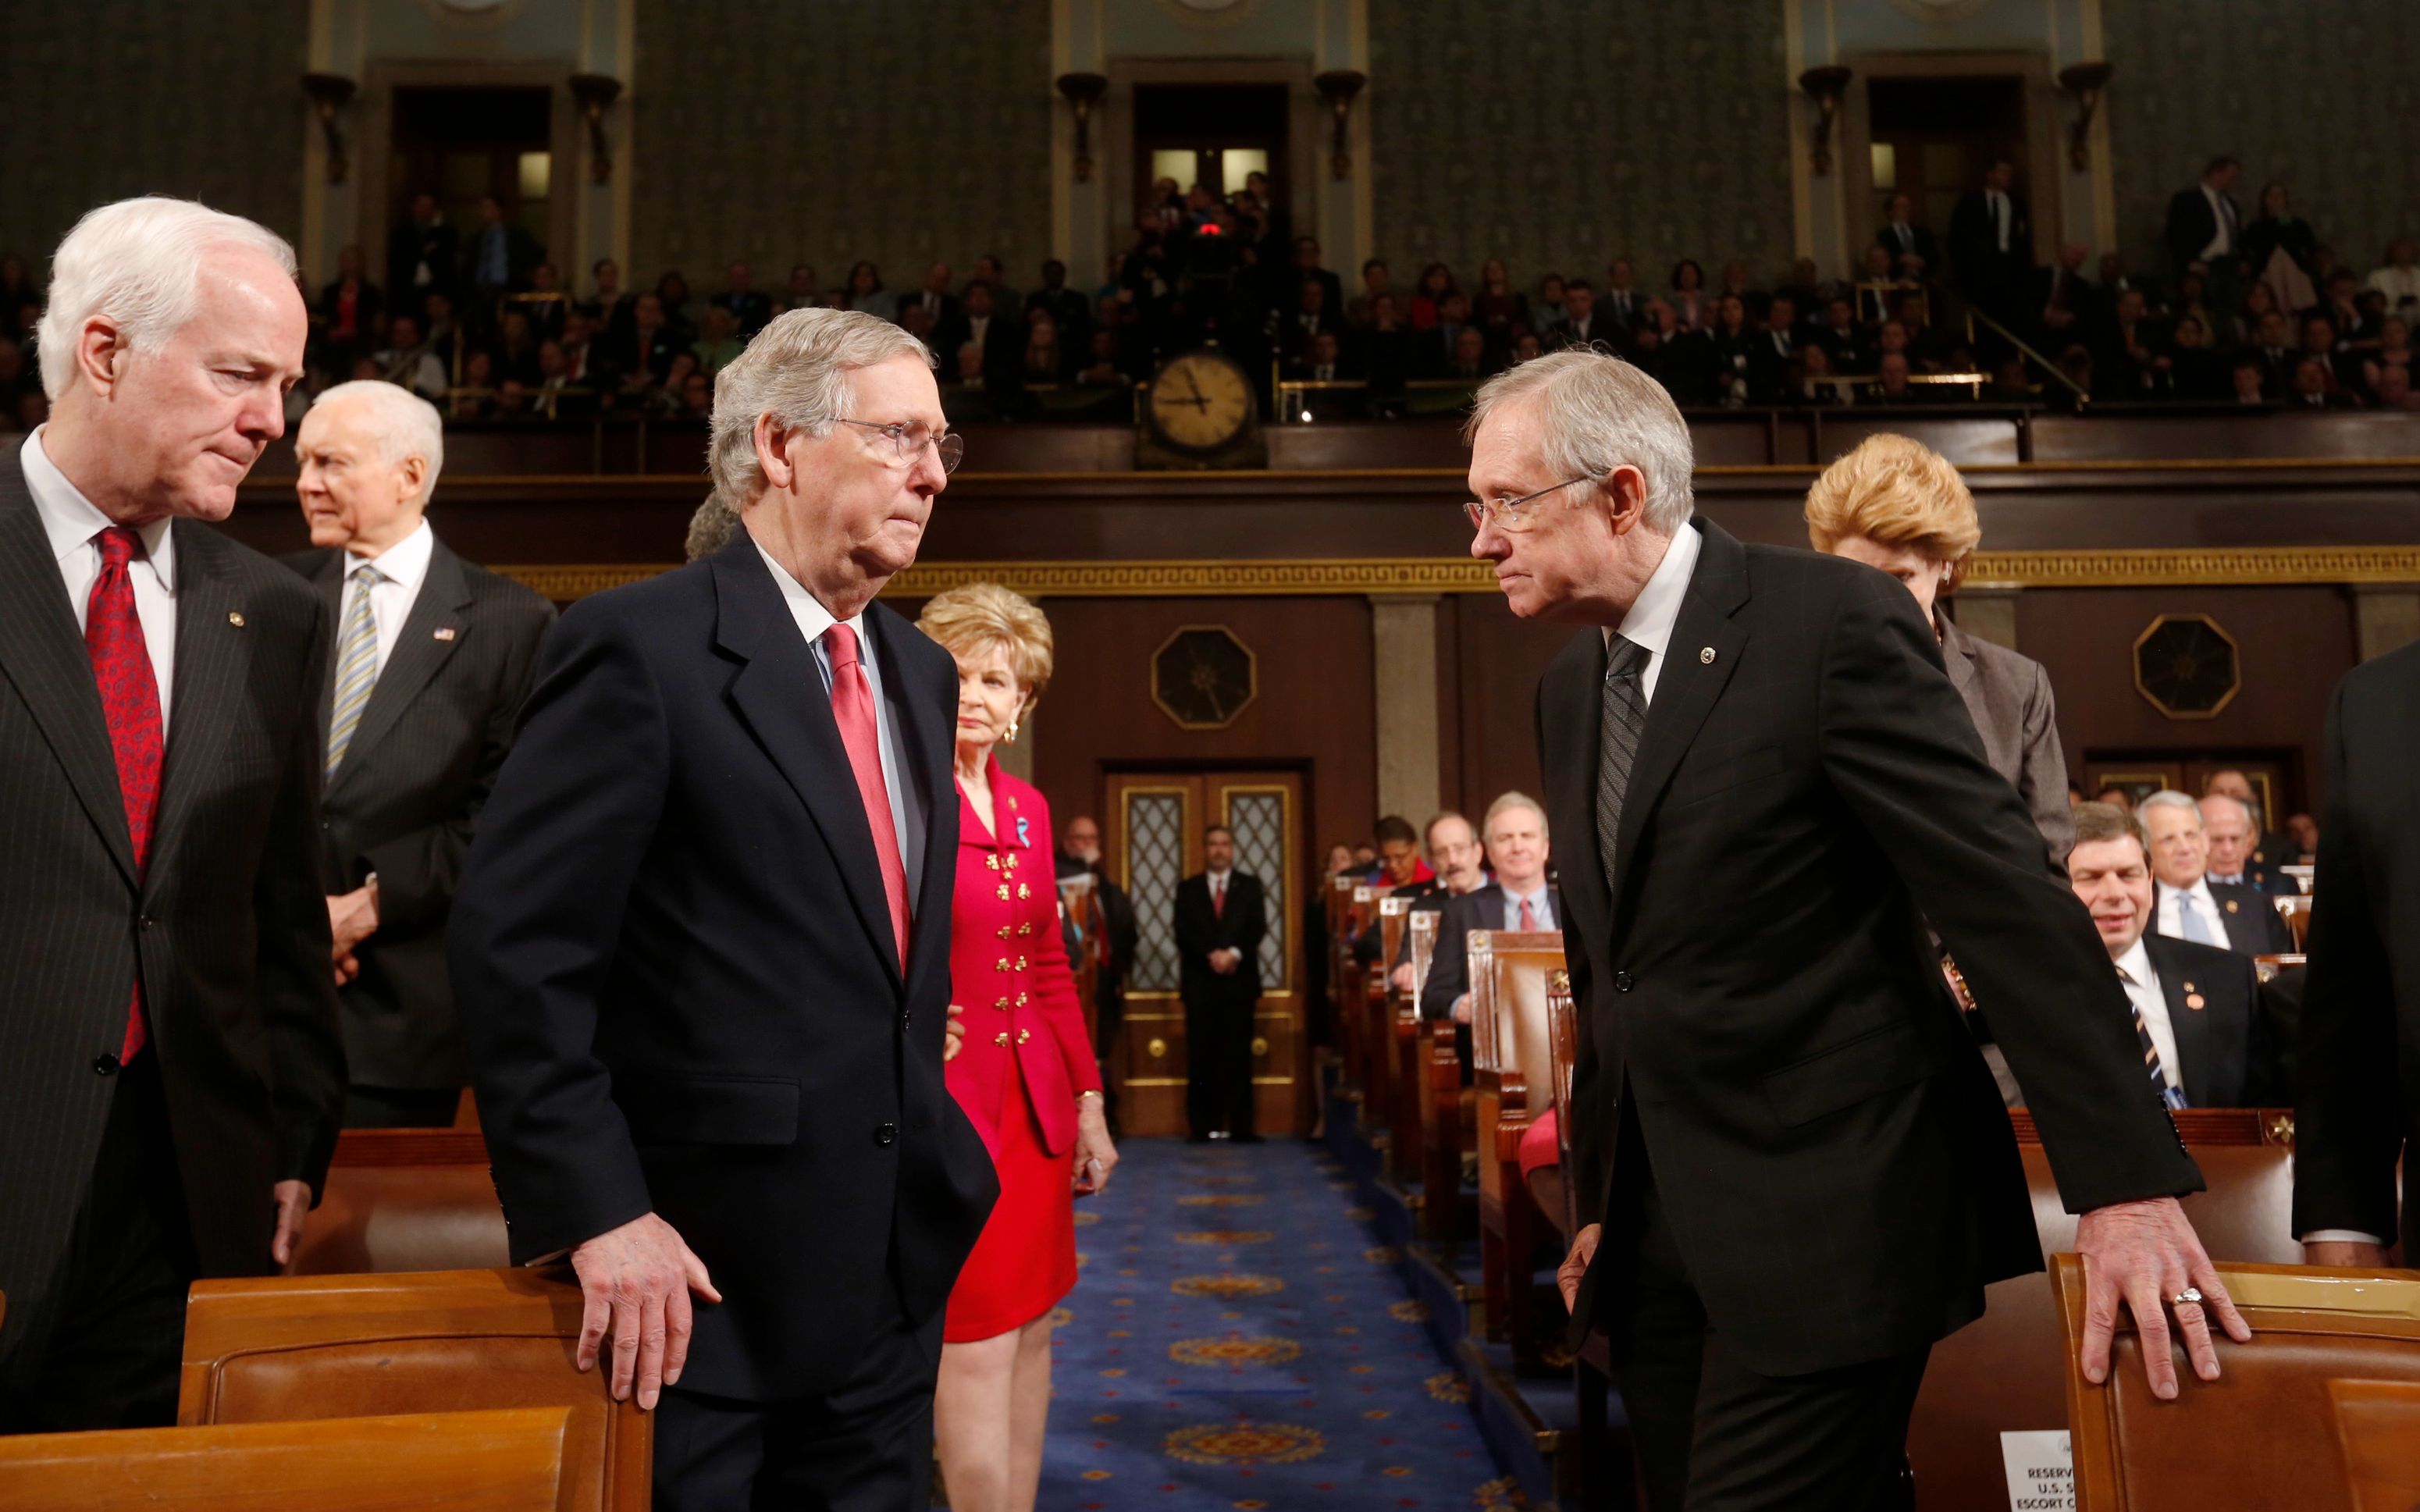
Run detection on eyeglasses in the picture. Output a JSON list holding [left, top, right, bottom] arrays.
[[1461, 475, 1597, 533], [838, 418, 963, 475]]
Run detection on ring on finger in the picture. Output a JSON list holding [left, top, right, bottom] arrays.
[[2169, 1286, 2205, 1309]]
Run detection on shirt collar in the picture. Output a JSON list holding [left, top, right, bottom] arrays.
[[1208, 868, 1232, 886], [753, 539, 865, 646], [1604, 517, 1703, 663], [2114, 934, 2155, 988], [20, 428, 176, 590], [1504, 882, 1549, 908], [347, 516, 435, 589]]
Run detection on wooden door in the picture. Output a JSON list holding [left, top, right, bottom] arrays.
[[1104, 770, 1304, 1137]]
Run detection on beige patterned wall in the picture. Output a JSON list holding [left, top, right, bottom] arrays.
[[628, 0, 1055, 296], [0, 1, 307, 276], [2101, 0, 2420, 278], [1368, 0, 1795, 293]]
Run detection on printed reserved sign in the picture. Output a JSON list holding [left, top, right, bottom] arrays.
[[2000, 1430, 2075, 1510]]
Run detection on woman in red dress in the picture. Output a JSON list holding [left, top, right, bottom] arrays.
[[919, 584, 1118, 1512]]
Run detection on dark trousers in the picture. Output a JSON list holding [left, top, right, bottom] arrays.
[[1603, 1130, 1928, 1512], [343, 1083, 461, 1129], [0, 1055, 198, 1434], [651, 1304, 945, 1512], [1183, 991, 1255, 1138]]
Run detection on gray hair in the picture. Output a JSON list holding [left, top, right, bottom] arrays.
[[1482, 789, 1550, 844], [311, 379, 444, 504], [2198, 792, 2257, 829], [1464, 349, 1696, 533], [684, 489, 742, 562], [706, 307, 933, 506], [38, 196, 297, 400], [2138, 790, 2205, 831]]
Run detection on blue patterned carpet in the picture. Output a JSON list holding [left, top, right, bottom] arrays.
[[1037, 1137, 1519, 1511]]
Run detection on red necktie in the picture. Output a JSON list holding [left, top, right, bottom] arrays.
[[1212, 878, 1225, 919], [824, 625, 909, 970], [87, 526, 164, 1061], [1518, 897, 1536, 930]]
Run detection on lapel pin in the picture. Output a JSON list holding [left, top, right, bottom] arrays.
[[2185, 993, 2207, 1011], [2182, 981, 2196, 994], [2223, 898, 2239, 914], [227, 610, 246, 628], [433, 626, 457, 642], [1699, 646, 1716, 664]]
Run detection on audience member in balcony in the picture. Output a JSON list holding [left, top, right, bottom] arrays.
[[1600, 258, 1643, 331], [1643, 299, 1718, 406], [2165, 155, 2245, 311], [616, 291, 682, 389], [316, 242, 382, 373], [1805, 432, 2076, 861], [1409, 261, 1454, 329], [1531, 271, 1570, 338], [1474, 258, 1528, 350], [495, 308, 543, 386], [1423, 290, 1476, 373], [652, 269, 696, 336], [580, 257, 630, 332], [388, 190, 457, 308], [1020, 311, 1070, 386], [895, 261, 957, 336], [709, 260, 770, 336], [2055, 802, 2279, 1110], [533, 340, 593, 419], [1745, 294, 1802, 404], [1281, 276, 1343, 366], [2240, 181, 2318, 283], [461, 194, 541, 318], [0, 254, 39, 336], [1951, 158, 2030, 322], [2360, 317, 2411, 397], [1441, 326, 1491, 382], [1286, 328, 1355, 386], [971, 252, 1020, 315], [955, 282, 1019, 384], [1776, 256, 1830, 318], [779, 263, 819, 317], [1706, 294, 1753, 402], [450, 350, 496, 420], [1667, 258, 1709, 330], [2375, 364, 2420, 411], [1714, 259, 1761, 318], [2166, 316, 2230, 401], [1984, 354, 2037, 404], [2368, 237, 2420, 316], [2096, 250, 2163, 316], [1789, 342, 1845, 405], [2140, 790, 2296, 956], [1863, 352, 1924, 406], [899, 307, 938, 360], [375, 314, 448, 401], [2290, 355, 2355, 409], [557, 311, 612, 391], [1813, 294, 1867, 368], [2094, 287, 2166, 400], [489, 377, 535, 421], [640, 350, 700, 416], [692, 304, 746, 377], [678, 370, 712, 419], [845, 259, 888, 316], [519, 262, 570, 341], [1076, 329, 1130, 389], [1554, 279, 1616, 351], [2200, 793, 2283, 895], [1511, 332, 1544, 365], [1028, 259, 1091, 345], [1345, 258, 1392, 328], [1876, 191, 1940, 279], [2205, 769, 2299, 875], [2249, 311, 2297, 396], [1290, 236, 1343, 318], [1356, 293, 1415, 394], [2031, 243, 2093, 345]]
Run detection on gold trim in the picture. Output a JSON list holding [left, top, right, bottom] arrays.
[[496, 546, 2420, 603]]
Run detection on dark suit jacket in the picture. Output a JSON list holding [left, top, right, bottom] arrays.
[[1949, 190, 2030, 288], [2158, 881, 2295, 956], [1540, 518, 2201, 1376], [1419, 883, 1564, 1023], [284, 538, 554, 1091], [2295, 638, 2420, 1253], [1173, 871, 1265, 1009], [386, 219, 458, 301], [2165, 187, 2241, 272], [0, 453, 347, 1350], [2141, 934, 2280, 1108], [1876, 221, 1941, 272], [450, 539, 997, 1402]]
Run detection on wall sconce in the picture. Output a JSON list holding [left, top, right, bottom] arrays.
[[1314, 69, 1367, 180], [1797, 66, 1852, 177], [302, 73, 358, 185], [1056, 73, 1108, 183], [570, 73, 625, 184], [2058, 61, 2114, 171]]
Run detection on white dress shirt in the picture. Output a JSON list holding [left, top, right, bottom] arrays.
[[2155, 877, 2230, 948], [754, 543, 919, 902], [1206, 867, 1233, 905], [1989, 190, 2013, 251], [1501, 884, 1556, 932], [341, 518, 436, 676], [1603, 516, 1704, 705], [2111, 936, 2182, 1094], [2200, 184, 2237, 260], [22, 428, 177, 725]]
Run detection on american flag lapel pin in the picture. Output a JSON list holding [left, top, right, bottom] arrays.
[[433, 625, 457, 642]]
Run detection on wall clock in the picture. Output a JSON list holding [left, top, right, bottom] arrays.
[[1138, 348, 1266, 469], [1151, 627, 1257, 730], [2134, 614, 2240, 720]]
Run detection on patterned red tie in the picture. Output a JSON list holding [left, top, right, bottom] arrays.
[[87, 526, 165, 1061], [1518, 896, 1537, 930], [824, 625, 909, 970], [1212, 878, 1225, 920]]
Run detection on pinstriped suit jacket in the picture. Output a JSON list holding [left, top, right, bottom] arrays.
[[0, 450, 347, 1353], [285, 539, 554, 1090]]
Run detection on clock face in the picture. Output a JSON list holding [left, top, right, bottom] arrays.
[[2134, 615, 2240, 720], [1151, 627, 1257, 730], [1148, 351, 1255, 453]]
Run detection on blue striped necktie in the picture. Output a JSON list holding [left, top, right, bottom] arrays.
[[325, 561, 384, 775]]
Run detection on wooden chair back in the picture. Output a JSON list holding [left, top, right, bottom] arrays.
[[180, 1268, 649, 1512], [290, 1129, 509, 1276], [2253, 953, 2305, 984], [2271, 893, 2312, 952], [2330, 1378, 2420, 1512], [0, 1407, 578, 1512], [1908, 1110, 2303, 1512], [1326, 872, 1357, 934], [2055, 1257, 2420, 1512], [1467, 929, 1565, 1117], [1546, 969, 1581, 1237], [1378, 895, 1411, 973], [1407, 909, 1439, 999]]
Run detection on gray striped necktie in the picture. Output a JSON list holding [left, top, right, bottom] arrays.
[[325, 561, 383, 776], [1595, 635, 1651, 902]]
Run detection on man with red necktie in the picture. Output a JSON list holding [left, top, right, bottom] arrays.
[[454, 307, 996, 1512], [1173, 824, 1268, 1144], [0, 198, 346, 1433]]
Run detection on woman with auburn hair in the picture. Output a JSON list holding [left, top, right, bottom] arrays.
[[1805, 432, 2076, 860], [917, 582, 1116, 1512]]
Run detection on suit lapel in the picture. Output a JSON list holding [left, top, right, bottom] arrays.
[[329, 539, 472, 798], [0, 461, 139, 887], [2151, 939, 2215, 1107], [147, 525, 247, 899], [712, 541, 903, 991], [1610, 520, 1752, 923], [306, 550, 343, 740], [870, 602, 956, 995]]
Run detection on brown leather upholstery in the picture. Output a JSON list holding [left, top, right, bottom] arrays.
[[2330, 1379, 2420, 1511], [289, 1129, 509, 1276], [1909, 1118, 2303, 1512], [2058, 1258, 2420, 1512], [180, 1268, 648, 1512], [0, 1406, 577, 1512]]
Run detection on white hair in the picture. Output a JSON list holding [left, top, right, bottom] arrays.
[[1465, 349, 1696, 533], [708, 307, 933, 505], [2198, 792, 2257, 829], [311, 379, 445, 504], [2139, 790, 2205, 831], [37, 196, 297, 401], [1482, 789, 1550, 844]]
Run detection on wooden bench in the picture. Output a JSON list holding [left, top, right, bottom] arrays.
[[1469, 928, 1568, 1370], [0, 1406, 578, 1512], [291, 1127, 508, 1276], [1406, 909, 1475, 1242], [180, 1267, 649, 1512], [2057, 1256, 2420, 1512], [2330, 1379, 2420, 1512], [1365, 894, 1411, 1157]]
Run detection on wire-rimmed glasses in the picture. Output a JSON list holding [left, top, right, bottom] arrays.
[[1461, 475, 1597, 533], [838, 418, 963, 475]]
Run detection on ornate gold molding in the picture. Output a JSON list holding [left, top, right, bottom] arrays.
[[496, 547, 2420, 603]]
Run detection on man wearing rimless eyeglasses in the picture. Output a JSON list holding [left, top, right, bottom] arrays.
[[453, 307, 998, 1510]]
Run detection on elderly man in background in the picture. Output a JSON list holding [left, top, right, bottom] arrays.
[[1467, 349, 2241, 1510], [454, 308, 996, 1510], [0, 197, 347, 1432], [285, 381, 553, 1127], [1383, 811, 1489, 993], [2141, 790, 2296, 956], [2205, 768, 2299, 877], [2199, 792, 2283, 896], [1421, 792, 1561, 1032]]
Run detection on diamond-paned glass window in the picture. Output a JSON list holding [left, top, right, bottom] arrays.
[[1125, 792, 1186, 991], [1226, 792, 1288, 991]]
